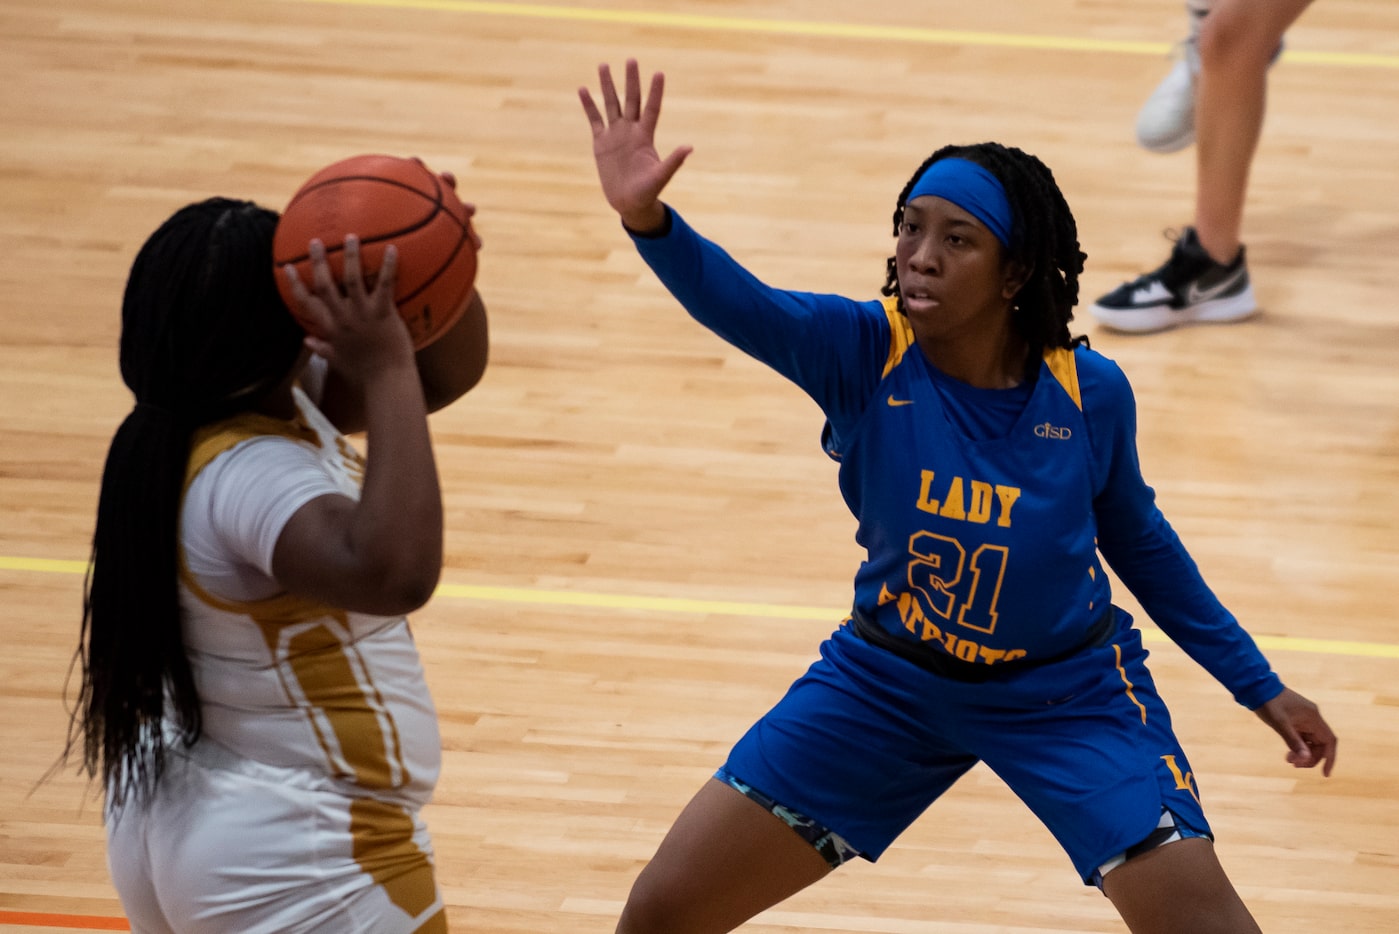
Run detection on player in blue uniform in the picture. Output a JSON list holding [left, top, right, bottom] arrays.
[[579, 60, 1336, 934]]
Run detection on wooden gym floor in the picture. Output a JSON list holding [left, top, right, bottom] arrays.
[[2, 1, 1396, 931]]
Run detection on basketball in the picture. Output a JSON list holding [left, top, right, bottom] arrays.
[[273, 154, 478, 349]]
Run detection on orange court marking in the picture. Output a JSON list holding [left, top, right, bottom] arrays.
[[0, 911, 129, 931]]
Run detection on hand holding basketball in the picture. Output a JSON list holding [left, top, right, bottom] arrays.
[[274, 154, 480, 349], [281, 234, 416, 379]]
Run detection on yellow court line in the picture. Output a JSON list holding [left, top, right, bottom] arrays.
[[1, 556, 89, 574], [7, 554, 1398, 660], [1138, 627, 1399, 660], [294, 0, 1399, 70], [435, 581, 830, 619]]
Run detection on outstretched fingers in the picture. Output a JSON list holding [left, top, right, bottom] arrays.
[[579, 86, 605, 135], [655, 142, 694, 191], [598, 61, 622, 122], [581, 59, 656, 133], [640, 68, 666, 136], [309, 238, 339, 304], [282, 241, 327, 335], [281, 239, 337, 355], [341, 234, 366, 301], [373, 240, 398, 301], [623, 58, 642, 121]]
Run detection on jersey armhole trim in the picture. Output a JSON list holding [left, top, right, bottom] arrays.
[[1043, 346, 1083, 411], [880, 296, 915, 379], [180, 410, 337, 622]]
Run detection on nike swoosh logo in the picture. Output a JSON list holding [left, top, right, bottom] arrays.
[[1185, 266, 1246, 305], [887, 396, 914, 407]]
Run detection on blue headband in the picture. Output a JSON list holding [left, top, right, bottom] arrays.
[[906, 158, 1014, 249]]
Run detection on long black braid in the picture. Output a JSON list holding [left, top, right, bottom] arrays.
[[68, 198, 305, 807], [881, 142, 1088, 381]]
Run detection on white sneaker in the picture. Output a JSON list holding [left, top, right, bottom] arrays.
[[1135, 0, 1284, 155], [1135, 40, 1200, 154]]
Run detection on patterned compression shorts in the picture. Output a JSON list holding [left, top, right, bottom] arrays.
[[716, 767, 862, 869], [720, 765, 1204, 887]]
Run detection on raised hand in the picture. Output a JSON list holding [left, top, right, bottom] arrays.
[[273, 233, 439, 616], [579, 58, 693, 233]]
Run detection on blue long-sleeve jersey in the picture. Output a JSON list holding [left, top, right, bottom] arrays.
[[631, 207, 1281, 709]]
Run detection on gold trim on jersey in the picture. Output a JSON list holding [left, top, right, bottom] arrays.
[[881, 298, 1083, 413], [1043, 346, 1083, 410], [1113, 643, 1148, 724], [188, 409, 322, 476], [267, 619, 411, 789], [880, 296, 917, 379], [349, 796, 439, 920], [414, 909, 448, 933], [180, 407, 339, 623]]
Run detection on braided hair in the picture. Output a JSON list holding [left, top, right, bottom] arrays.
[[881, 142, 1088, 381], [70, 197, 305, 806]]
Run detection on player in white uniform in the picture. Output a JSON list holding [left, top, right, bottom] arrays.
[[70, 189, 487, 933]]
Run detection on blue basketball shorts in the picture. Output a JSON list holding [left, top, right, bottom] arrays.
[[720, 611, 1211, 884]]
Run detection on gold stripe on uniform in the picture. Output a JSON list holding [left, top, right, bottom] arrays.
[[349, 797, 440, 919], [1043, 346, 1082, 411], [881, 296, 917, 378]]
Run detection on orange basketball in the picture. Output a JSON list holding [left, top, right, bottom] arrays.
[[273, 154, 478, 349]]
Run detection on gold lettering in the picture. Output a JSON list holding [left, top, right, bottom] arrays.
[[978, 645, 1007, 664], [939, 477, 967, 520], [954, 639, 979, 662], [896, 592, 918, 631], [1161, 755, 1201, 804], [966, 481, 994, 524], [916, 474, 1021, 527], [915, 470, 940, 514], [994, 485, 1021, 527], [889, 591, 947, 643]]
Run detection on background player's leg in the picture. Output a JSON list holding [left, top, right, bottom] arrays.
[[1192, 0, 1313, 264]]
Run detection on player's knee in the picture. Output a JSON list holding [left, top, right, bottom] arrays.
[[615, 881, 699, 934], [1197, 9, 1284, 73]]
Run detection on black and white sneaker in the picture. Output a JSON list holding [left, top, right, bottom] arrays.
[[1091, 227, 1256, 334]]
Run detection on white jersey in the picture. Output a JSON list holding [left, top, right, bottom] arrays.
[[176, 385, 441, 807], [107, 384, 446, 933]]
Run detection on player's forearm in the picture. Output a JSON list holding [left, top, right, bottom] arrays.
[[352, 364, 444, 609]]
